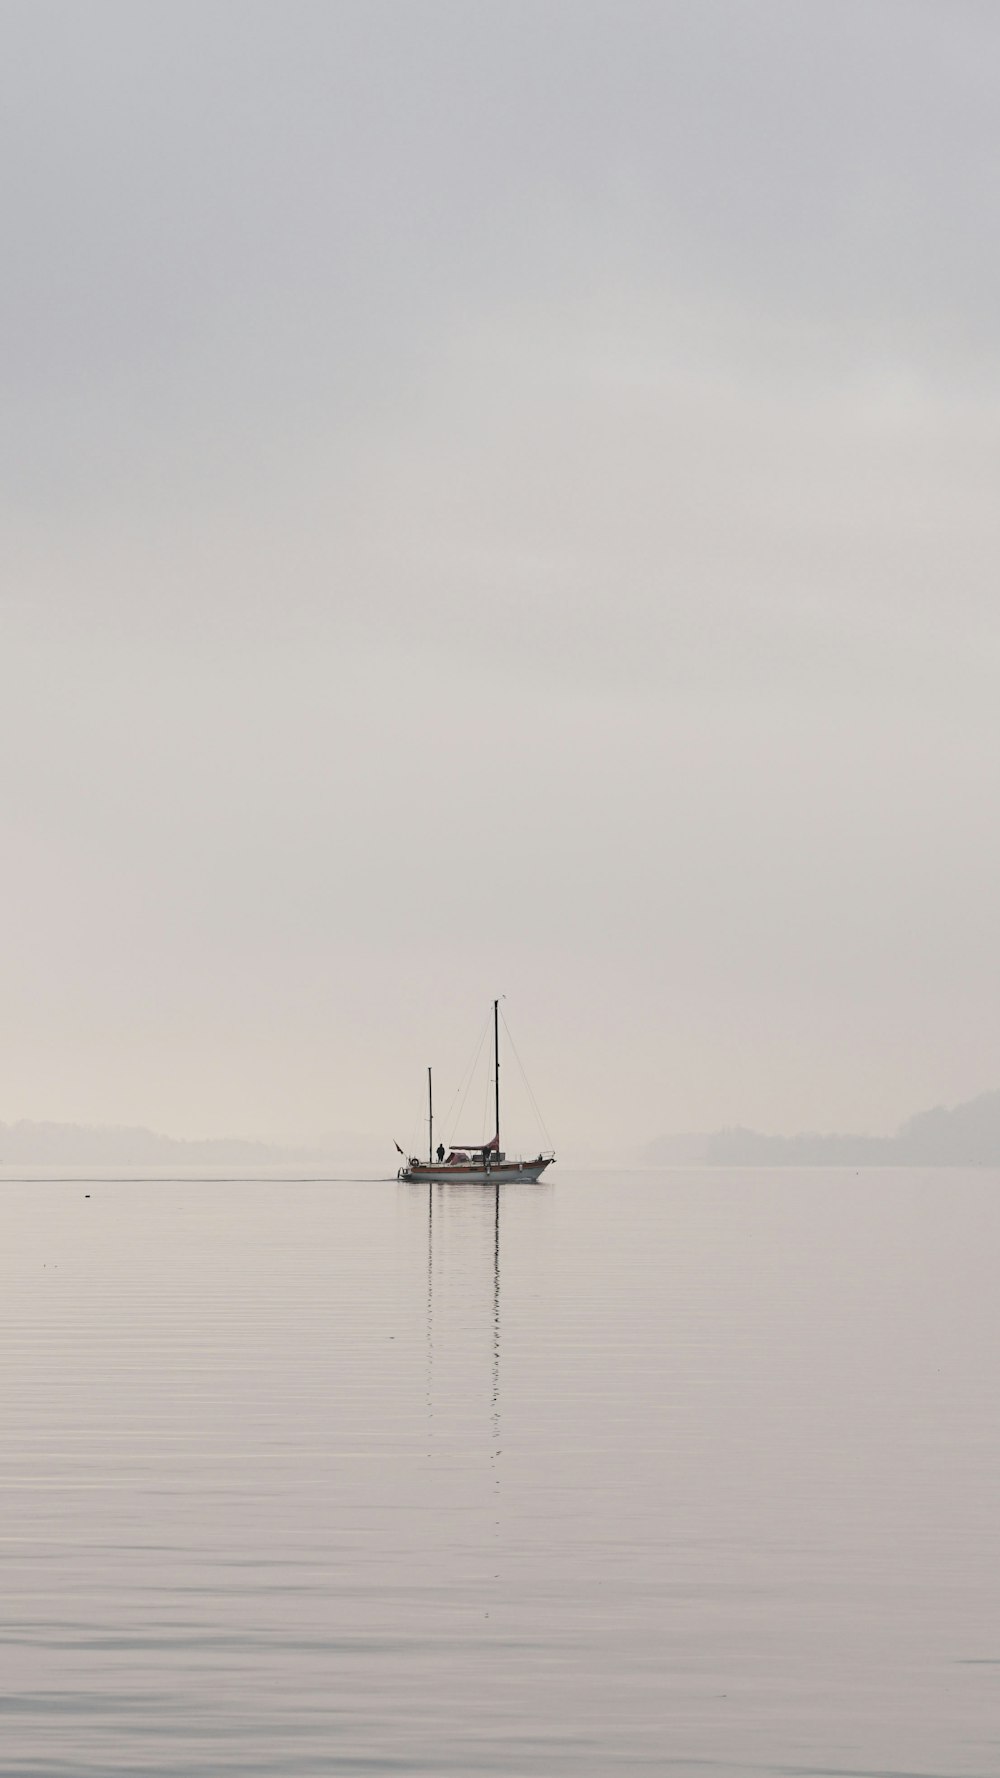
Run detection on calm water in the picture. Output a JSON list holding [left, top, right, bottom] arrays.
[[2, 1167, 1000, 1776]]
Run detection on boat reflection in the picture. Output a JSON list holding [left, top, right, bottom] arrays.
[[422, 1179, 505, 1457], [419, 1175, 553, 1488]]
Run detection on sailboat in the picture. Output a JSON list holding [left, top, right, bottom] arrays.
[[397, 1000, 555, 1185]]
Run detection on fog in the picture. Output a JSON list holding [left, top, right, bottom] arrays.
[[3, 1, 999, 1149]]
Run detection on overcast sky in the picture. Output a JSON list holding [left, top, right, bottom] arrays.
[[2, 0, 999, 1150]]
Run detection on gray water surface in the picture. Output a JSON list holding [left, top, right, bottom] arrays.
[[2, 1168, 999, 1776]]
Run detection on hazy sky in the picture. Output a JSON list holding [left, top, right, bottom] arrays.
[[3, 1, 1000, 1149]]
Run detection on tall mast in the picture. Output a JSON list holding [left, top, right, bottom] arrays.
[[428, 1065, 433, 1165], [493, 998, 500, 1150]]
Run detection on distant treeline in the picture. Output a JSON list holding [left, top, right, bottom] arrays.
[[645, 1089, 1000, 1167], [0, 1120, 305, 1166]]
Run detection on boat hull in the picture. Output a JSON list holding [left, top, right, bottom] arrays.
[[400, 1156, 554, 1185]]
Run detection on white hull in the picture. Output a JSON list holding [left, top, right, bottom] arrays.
[[400, 1156, 554, 1185]]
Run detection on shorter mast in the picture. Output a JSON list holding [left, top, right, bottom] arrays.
[[493, 998, 500, 1151], [428, 1065, 433, 1165]]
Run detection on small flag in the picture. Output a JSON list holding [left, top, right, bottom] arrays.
[[393, 1140, 405, 1156]]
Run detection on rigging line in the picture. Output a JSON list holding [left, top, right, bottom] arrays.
[[449, 1013, 491, 1142], [482, 1037, 493, 1145], [499, 1008, 555, 1151], [408, 1075, 427, 1158], [436, 1010, 490, 1138]]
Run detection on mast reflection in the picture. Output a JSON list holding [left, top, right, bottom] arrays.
[[423, 1178, 503, 1462], [426, 1181, 434, 1431], [492, 1180, 500, 1449]]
